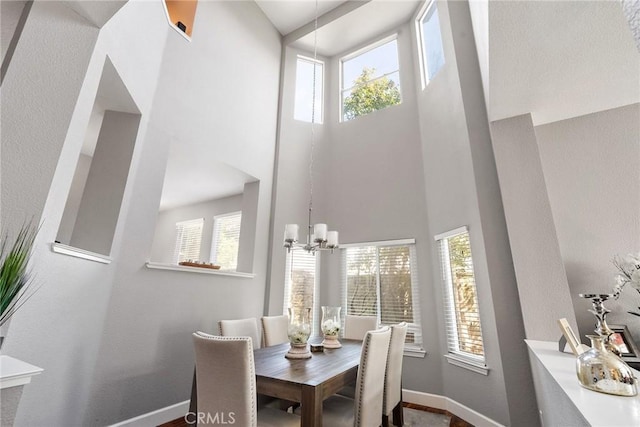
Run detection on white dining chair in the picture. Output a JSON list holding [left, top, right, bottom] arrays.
[[192, 332, 299, 427], [261, 315, 289, 347], [344, 315, 378, 340], [320, 326, 392, 427], [382, 322, 408, 427], [219, 317, 262, 349]]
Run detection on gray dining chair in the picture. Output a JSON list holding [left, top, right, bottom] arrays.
[[320, 326, 392, 427], [261, 315, 289, 347], [382, 322, 408, 427], [192, 332, 299, 427], [344, 315, 378, 340], [219, 317, 262, 349]]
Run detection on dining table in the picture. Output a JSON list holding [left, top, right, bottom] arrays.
[[254, 339, 362, 427]]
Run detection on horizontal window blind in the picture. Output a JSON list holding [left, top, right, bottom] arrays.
[[437, 228, 485, 361], [283, 251, 319, 336], [211, 212, 241, 271], [341, 242, 423, 349], [174, 218, 204, 264]]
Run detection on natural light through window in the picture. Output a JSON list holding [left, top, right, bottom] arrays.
[[436, 227, 486, 372], [418, 0, 445, 87], [341, 240, 423, 352], [174, 218, 203, 263], [294, 56, 324, 123], [341, 37, 401, 121], [283, 250, 319, 336], [211, 212, 241, 271]]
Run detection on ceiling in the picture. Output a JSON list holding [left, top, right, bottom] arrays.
[[255, 0, 349, 36]]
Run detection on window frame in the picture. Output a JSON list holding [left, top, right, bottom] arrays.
[[339, 34, 402, 122], [294, 55, 324, 124], [173, 218, 204, 264], [435, 226, 489, 375], [340, 238, 424, 356], [416, 0, 445, 89], [283, 250, 320, 337], [210, 211, 242, 271]]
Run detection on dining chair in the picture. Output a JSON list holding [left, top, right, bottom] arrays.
[[344, 315, 378, 340], [192, 332, 299, 427], [261, 315, 289, 347], [382, 322, 408, 427], [320, 326, 392, 427], [218, 317, 262, 349]]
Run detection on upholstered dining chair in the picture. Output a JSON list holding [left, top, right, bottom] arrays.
[[382, 322, 408, 427], [320, 326, 392, 427], [344, 315, 378, 340], [192, 332, 299, 427], [261, 315, 289, 347], [218, 317, 261, 349]]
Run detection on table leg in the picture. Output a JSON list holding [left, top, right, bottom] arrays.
[[301, 384, 322, 427]]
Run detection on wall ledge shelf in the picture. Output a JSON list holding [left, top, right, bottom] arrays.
[[0, 356, 43, 389], [51, 243, 112, 264], [145, 262, 255, 278]]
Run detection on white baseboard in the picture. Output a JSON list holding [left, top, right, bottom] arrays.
[[403, 389, 505, 427], [109, 400, 189, 427], [110, 390, 503, 427]]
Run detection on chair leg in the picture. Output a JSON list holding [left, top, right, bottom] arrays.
[[382, 414, 390, 427], [392, 401, 404, 426]]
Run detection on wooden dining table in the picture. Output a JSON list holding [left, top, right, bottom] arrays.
[[254, 339, 362, 427]]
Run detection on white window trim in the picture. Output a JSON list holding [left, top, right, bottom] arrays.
[[339, 34, 401, 122], [210, 211, 242, 269], [341, 239, 424, 353], [435, 225, 488, 374], [294, 55, 324, 124]]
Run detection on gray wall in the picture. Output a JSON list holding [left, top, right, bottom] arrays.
[[2, 1, 281, 425], [57, 153, 92, 244]]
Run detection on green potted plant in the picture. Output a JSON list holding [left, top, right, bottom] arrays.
[[0, 222, 39, 349]]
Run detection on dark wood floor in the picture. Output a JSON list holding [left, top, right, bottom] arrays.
[[159, 402, 474, 427]]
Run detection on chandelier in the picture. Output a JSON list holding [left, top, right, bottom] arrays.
[[283, 0, 338, 255]]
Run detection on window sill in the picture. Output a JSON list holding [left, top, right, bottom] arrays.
[[51, 243, 111, 264], [444, 353, 489, 375], [145, 262, 255, 278], [404, 347, 427, 358]]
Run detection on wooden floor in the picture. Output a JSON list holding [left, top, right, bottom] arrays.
[[159, 402, 474, 427]]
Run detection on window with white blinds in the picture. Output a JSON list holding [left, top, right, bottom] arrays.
[[283, 250, 319, 337], [341, 240, 423, 351], [211, 211, 241, 271], [436, 227, 486, 368], [173, 218, 204, 263]]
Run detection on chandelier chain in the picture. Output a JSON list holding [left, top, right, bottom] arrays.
[[309, 0, 319, 220]]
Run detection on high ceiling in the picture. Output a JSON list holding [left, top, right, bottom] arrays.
[[255, 0, 349, 36]]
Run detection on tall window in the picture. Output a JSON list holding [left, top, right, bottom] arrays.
[[341, 240, 423, 351], [283, 251, 319, 336], [211, 212, 241, 271], [417, 0, 445, 88], [341, 37, 401, 121], [436, 227, 486, 372], [173, 218, 203, 263], [294, 56, 324, 123]]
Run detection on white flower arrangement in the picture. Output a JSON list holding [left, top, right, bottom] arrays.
[[612, 252, 640, 317], [288, 324, 311, 344], [321, 319, 340, 336]]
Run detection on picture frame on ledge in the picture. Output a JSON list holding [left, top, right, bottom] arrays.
[[609, 324, 640, 368]]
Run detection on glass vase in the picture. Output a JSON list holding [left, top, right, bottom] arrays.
[[576, 335, 637, 397], [286, 307, 312, 359], [321, 306, 342, 349]]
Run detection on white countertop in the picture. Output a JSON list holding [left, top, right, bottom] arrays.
[[0, 355, 43, 389], [526, 339, 640, 426]]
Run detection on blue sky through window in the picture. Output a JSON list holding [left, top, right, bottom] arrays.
[[342, 39, 400, 89], [421, 2, 445, 82], [294, 57, 323, 123]]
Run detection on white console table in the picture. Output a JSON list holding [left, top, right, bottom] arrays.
[[526, 340, 640, 426], [0, 355, 43, 426]]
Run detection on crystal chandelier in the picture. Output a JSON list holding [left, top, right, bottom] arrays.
[[283, 0, 338, 255]]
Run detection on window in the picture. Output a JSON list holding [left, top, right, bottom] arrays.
[[341, 240, 423, 352], [417, 0, 445, 87], [294, 56, 324, 123], [341, 37, 401, 121], [174, 218, 204, 263], [211, 212, 241, 271], [435, 227, 487, 374], [283, 251, 319, 336]]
